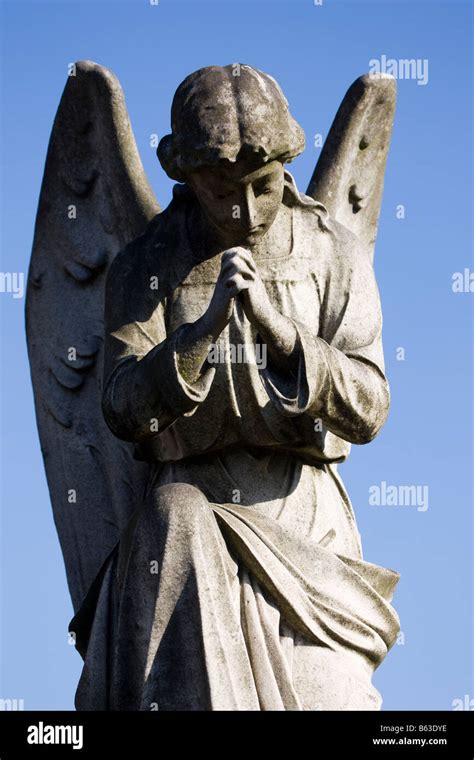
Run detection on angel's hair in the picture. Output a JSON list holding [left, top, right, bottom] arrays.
[[158, 64, 305, 182]]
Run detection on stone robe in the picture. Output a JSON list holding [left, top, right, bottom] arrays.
[[70, 173, 400, 711]]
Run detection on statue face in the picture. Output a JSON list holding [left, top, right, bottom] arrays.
[[188, 159, 285, 247]]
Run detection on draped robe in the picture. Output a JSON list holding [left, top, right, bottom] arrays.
[[70, 173, 400, 711]]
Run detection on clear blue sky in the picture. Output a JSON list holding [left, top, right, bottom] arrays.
[[0, 0, 472, 710]]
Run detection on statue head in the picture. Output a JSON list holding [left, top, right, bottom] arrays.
[[158, 64, 305, 246]]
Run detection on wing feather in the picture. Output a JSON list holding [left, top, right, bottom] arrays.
[[307, 73, 396, 260], [26, 61, 159, 612]]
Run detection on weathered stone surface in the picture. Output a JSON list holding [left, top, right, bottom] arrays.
[[28, 62, 399, 711]]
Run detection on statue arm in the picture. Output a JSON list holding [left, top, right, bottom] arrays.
[[101, 250, 221, 443], [254, 308, 299, 374], [259, 237, 390, 445], [102, 325, 217, 443]]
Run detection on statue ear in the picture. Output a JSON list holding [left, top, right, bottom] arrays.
[[157, 134, 185, 182]]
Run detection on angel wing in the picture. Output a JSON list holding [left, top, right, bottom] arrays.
[[26, 60, 160, 613], [306, 73, 396, 261]]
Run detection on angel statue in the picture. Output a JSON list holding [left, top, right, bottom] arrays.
[[27, 61, 400, 711]]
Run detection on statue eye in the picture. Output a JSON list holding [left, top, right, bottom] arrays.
[[215, 189, 233, 200], [254, 185, 272, 197]]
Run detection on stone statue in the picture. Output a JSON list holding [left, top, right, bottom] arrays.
[[27, 61, 400, 711]]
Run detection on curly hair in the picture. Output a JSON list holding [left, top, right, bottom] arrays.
[[158, 64, 305, 182]]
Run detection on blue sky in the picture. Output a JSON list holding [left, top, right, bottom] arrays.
[[0, 0, 472, 710]]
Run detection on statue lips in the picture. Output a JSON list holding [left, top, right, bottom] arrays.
[[242, 225, 266, 243]]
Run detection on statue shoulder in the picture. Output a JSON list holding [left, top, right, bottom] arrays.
[[295, 202, 375, 287], [284, 170, 373, 272], [106, 193, 191, 296]]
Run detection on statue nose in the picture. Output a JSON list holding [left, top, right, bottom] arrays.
[[241, 185, 258, 227]]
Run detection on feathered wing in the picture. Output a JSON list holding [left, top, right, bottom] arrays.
[[306, 73, 396, 261], [26, 60, 160, 613]]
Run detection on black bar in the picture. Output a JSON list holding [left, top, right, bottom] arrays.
[[0, 710, 472, 757]]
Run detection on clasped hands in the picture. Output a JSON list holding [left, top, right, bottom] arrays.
[[205, 247, 275, 334], [177, 247, 298, 384]]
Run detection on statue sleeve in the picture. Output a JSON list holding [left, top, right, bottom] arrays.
[[259, 236, 390, 445], [101, 245, 215, 443]]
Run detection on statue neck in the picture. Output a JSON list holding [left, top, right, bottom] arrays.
[[189, 202, 293, 263]]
